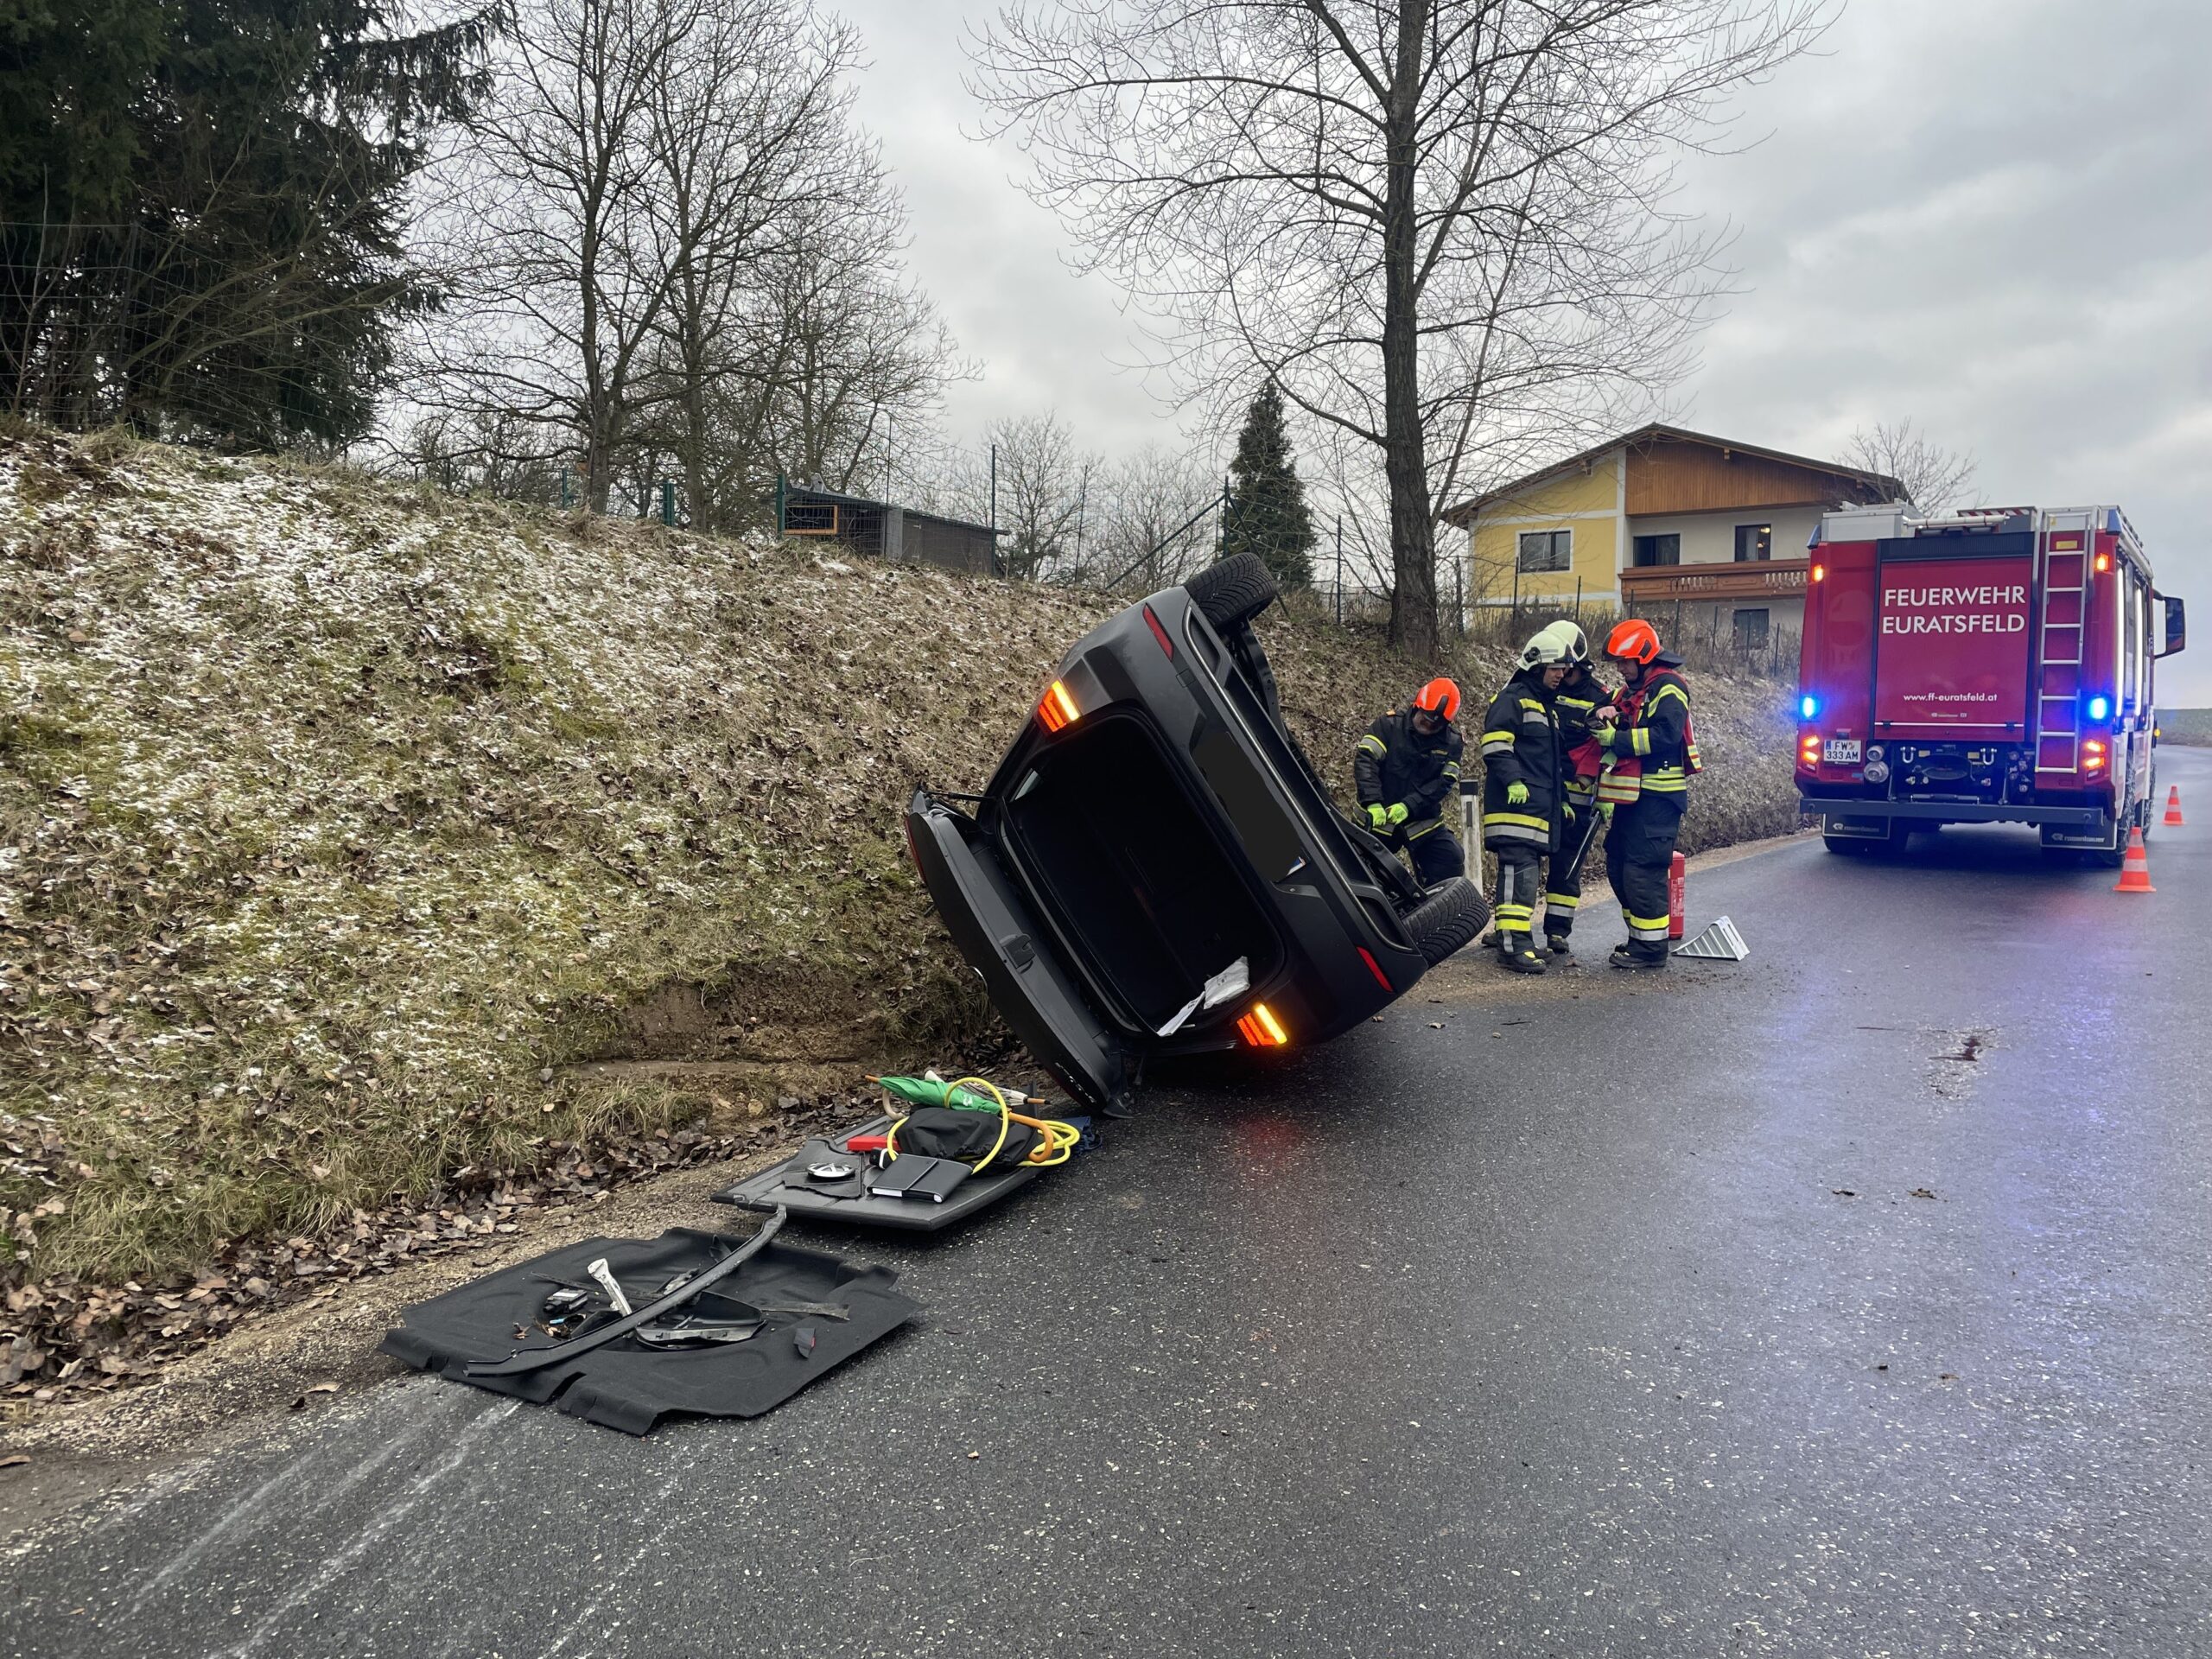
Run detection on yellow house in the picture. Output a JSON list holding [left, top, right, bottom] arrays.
[[1442, 424, 1903, 652]]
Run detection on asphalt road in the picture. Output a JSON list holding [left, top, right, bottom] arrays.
[[9, 749, 2212, 1658]]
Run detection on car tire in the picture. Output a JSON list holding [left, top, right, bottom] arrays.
[[1404, 876, 1489, 966], [1185, 553, 1279, 631]]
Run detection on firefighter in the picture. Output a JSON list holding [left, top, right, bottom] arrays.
[[1353, 677, 1465, 885], [1593, 618, 1699, 971], [1478, 632, 1570, 974], [1535, 620, 1612, 958]]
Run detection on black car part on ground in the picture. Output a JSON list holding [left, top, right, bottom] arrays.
[[463, 1208, 788, 1379], [714, 1116, 1052, 1233], [378, 1225, 918, 1434]]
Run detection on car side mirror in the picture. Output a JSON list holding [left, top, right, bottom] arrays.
[[2158, 592, 2186, 657]]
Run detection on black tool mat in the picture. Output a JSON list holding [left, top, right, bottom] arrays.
[[710, 1116, 1043, 1233], [378, 1227, 918, 1434]]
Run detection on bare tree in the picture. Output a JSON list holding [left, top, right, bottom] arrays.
[[1843, 418, 1979, 513], [971, 0, 1830, 655], [944, 410, 1100, 582], [411, 0, 964, 526], [1094, 443, 1221, 591]]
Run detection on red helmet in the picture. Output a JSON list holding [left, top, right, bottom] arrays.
[[1412, 677, 1460, 722], [1605, 618, 1662, 666]]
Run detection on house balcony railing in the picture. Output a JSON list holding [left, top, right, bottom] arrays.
[[1618, 557, 1810, 602]]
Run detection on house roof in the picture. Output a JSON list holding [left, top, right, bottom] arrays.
[[1440, 423, 1905, 526], [784, 482, 999, 537]]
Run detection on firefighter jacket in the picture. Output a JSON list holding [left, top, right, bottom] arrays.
[[1354, 709, 1464, 830], [1595, 659, 1700, 804], [1554, 663, 1612, 790], [1477, 670, 1562, 849]]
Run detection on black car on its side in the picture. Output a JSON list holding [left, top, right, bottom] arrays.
[[906, 554, 1488, 1116]]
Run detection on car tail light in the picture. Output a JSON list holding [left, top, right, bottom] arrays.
[[1356, 947, 1393, 992], [1037, 679, 1080, 733], [1236, 1003, 1289, 1047], [1142, 604, 1174, 658]]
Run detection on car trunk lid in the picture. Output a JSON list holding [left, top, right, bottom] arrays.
[[905, 789, 1135, 1116]]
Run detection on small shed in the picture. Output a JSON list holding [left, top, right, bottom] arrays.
[[779, 482, 1000, 575]]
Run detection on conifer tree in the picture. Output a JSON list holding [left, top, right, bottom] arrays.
[[1220, 380, 1315, 590], [0, 0, 497, 448]]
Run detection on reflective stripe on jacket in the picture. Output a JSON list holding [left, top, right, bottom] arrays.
[[1478, 670, 1561, 849], [1601, 664, 1697, 798], [1354, 709, 1463, 829]]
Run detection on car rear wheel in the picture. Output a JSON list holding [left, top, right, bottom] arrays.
[[1185, 553, 1279, 632], [1403, 876, 1489, 966]]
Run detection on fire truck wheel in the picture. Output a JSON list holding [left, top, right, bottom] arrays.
[[1822, 836, 1868, 856]]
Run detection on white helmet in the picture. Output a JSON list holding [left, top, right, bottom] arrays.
[[1533, 619, 1589, 664], [1517, 628, 1571, 671]]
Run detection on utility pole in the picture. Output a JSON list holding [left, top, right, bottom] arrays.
[[1332, 517, 1344, 624]]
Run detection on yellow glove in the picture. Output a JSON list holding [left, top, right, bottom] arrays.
[[1366, 803, 1389, 829], [1386, 802, 1409, 826], [1504, 781, 1529, 806]]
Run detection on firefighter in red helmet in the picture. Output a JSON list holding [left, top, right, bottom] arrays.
[[1354, 677, 1466, 885], [1595, 618, 1700, 970]]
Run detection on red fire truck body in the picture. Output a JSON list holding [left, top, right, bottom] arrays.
[[1796, 505, 2186, 861]]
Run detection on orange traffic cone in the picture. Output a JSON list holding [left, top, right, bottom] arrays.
[[2114, 826, 2155, 893], [2164, 785, 2184, 827]]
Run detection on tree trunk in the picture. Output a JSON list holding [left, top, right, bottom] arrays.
[[1382, 3, 1437, 658]]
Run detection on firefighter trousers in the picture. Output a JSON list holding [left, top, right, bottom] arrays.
[[1544, 786, 1602, 940], [1489, 839, 1543, 940], [1391, 819, 1465, 886], [1605, 793, 1685, 959]]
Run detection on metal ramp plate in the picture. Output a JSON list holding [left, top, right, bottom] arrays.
[[711, 1116, 1046, 1233], [1674, 916, 1750, 961]]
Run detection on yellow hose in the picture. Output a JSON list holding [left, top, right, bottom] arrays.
[[882, 1074, 1082, 1170]]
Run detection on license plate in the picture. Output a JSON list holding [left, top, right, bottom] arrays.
[[1822, 738, 1862, 764]]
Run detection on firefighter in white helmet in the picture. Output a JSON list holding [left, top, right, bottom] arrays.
[[1477, 631, 1569, 974]]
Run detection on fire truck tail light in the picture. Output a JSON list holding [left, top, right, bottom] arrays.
[[2095, 553, 2112, 573], [2083, 740, 2107, 771], [1811, 562, 1826, 582], [1799, 735, 1821, 766]]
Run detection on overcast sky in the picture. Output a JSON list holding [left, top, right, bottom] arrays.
[[836, 0, 2212, 701]]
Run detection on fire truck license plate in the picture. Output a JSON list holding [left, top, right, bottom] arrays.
[[1822, 738, 1862, 764]]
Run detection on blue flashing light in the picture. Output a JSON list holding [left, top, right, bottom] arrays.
[[1798, 694, 1819, 721], [2087, 695, 2111, 721]]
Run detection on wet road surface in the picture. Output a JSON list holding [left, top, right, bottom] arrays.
[[7, 748, 2211, 1657]]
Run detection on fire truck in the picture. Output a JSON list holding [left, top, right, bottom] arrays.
[[1796, 504, 2186, 863]]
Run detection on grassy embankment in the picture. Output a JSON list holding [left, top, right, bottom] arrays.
[[2158, 709, 2212, 746], [2, 425, 1799, 1296]]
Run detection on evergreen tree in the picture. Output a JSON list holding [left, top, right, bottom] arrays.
[[0, 0, 497, 448], [1220, 380, 1315, 589]]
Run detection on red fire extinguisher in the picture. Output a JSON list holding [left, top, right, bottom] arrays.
[[1668, 850, 1687, 939]]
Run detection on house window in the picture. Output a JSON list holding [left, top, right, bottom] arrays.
[[1632, 533, 1680, 567], [1732, 607, 1770, 652], [1734, 523, 1772, 563], [1516, 529, 1572, 573]]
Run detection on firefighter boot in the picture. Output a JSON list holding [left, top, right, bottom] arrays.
[[1544, 930, 1573, 959], [1611, 940, 1668, 972], [1500, 931, 1548, 975]]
